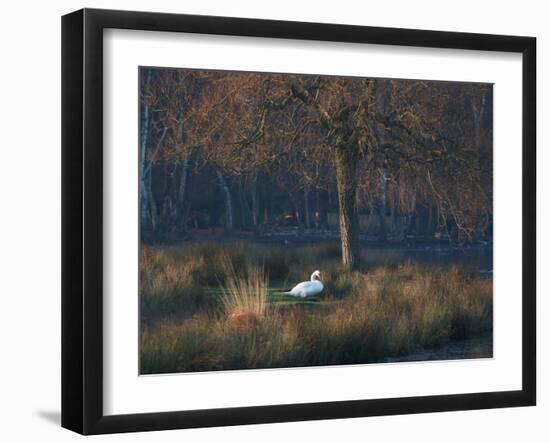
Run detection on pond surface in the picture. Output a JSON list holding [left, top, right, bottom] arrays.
[[263, 238, 493, 274], [357, 243, 493, 273], [169, 232, 493, 273], [251, 230, 493, 272]]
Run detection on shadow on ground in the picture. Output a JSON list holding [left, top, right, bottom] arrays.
[[36, 410, 60, 426]]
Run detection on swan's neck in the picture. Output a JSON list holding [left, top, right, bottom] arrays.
[[310, 274, 318, 281]]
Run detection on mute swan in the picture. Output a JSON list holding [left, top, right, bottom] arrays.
[[286, 270, 324, 298]]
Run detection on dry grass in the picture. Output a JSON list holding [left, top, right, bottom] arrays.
[[219, 255, 268, 320], [139, 246, 209, 326], [140, 242, 493, 374]]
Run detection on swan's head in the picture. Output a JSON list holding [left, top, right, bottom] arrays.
[[310, 270, 322, 281]]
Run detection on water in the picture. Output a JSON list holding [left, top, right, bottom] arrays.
[[170, 231, 493, 273], [254, 229, 493, 272], [358, 244, 493, 273]]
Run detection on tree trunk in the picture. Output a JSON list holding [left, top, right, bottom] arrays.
[[335, 143, 361, 269], [216, 170, 233, 231], [144, 127, 167, 234], [261, 176, 272, 233], [175, 112, 189, 228], [139, 69, 152, 228], [290, 82, 362, 266], [304, 186, 311, 230], [177, 156, 189, 219], [293, 198, 301, 228], [389, 184, 396, 237], [316, 188, 329, 229], [375, 82, 390, 242], [251, 173, 259, 233], [237, 179, 246, 229], [378, 169, 387, 241], [147, 166, 158, 231], [472, 91, 486, 143]]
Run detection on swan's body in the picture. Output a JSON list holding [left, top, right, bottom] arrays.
[[286, 270, 324, 298]]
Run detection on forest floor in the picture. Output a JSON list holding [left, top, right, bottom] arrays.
[[139, 241, 493, 374]]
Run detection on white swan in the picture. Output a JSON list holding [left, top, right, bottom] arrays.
[[286, 270, 324, 298]]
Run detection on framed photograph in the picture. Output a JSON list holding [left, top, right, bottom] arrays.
[[62, 8, 536, 435]]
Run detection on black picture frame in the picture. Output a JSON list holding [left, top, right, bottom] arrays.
[[61, 8, 536, 435]]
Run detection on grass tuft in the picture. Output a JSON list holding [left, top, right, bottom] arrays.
[[219, 256, 269, 320]]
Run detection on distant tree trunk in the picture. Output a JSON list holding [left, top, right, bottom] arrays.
[[428, 204, 434, 236], [263, 208, 270, 232], [139, 69, 152, 229], [293, 197, 302, 228], [378, 169, 387, 241], [262, 176, 273, 233], [335, 143, 361, 269], [389, 185, 396, 237], [175, 112, 189, 229], [405, 210, 416, 238], [472, 91, 486, 144], [144, 127, 167, 234], [161, 194, 174, 232], [147, 166, 158, 231], [316, 188, 329, 229], [304, 186, 311, 230], [236, 179, 246, 229], [251, 173, 259, 233], [158, 161, 177, 233], [375, 82, 391, 242], [216, 170, 233, 231], [324, 190, 331, 228], [177, 156, 189, 220]]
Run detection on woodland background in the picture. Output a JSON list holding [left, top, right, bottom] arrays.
[[140, 69, 493, 267]]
